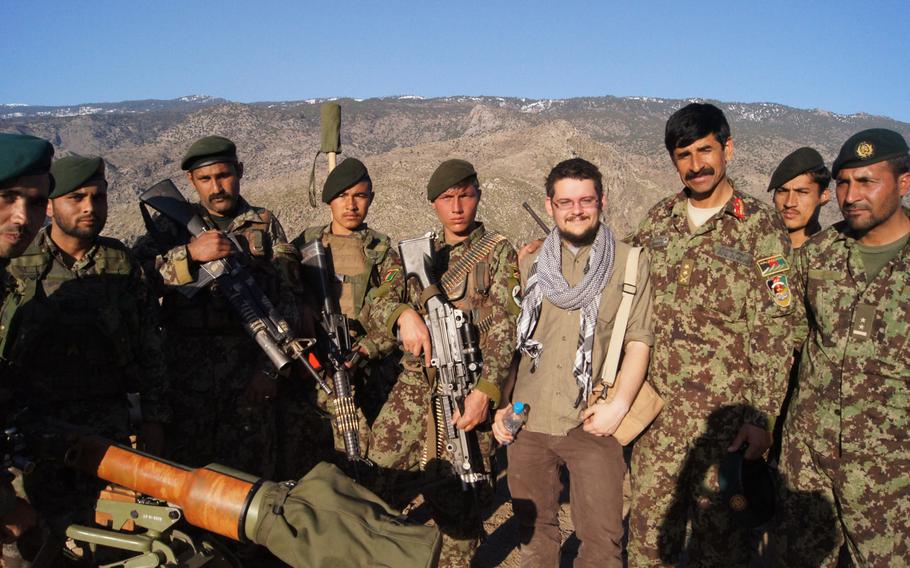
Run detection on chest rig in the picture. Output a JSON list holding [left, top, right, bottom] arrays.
[[0, 238, 139, 400]]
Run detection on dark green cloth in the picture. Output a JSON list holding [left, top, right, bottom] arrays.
[[832, 128, 909, 177], [0, 133, 54, 187], [322, 158, 369, 203], [180, 135, 237, 171], [768, 147, 826, 191], [320, 102, 341, 154], [856, 233, 909, 280], [49, 154, 105, 198], [426, 159, 477, 201]]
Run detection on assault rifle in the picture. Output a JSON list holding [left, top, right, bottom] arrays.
[[139, 179, 329, 393], [522, 201, 550, 235], [2, 412, 441, 567], [397, 233, 490, 491], [299, 239, 365, 464]]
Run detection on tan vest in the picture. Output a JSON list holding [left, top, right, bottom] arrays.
[[322, 233, 368, 318]]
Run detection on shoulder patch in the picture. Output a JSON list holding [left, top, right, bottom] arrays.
[[756, 255, 790, 277], [766, 274, 792, 307], [383, 268, 400, 283]]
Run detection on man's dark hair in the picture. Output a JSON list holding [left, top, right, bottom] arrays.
[[887, 154, 910, 177], [665, 103, 731, 155], [807, 164, 832, 193], [545, 158, 603, 199]]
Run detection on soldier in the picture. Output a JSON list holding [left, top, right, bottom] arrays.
[[769, 147, 831, 249], [626, 103, 798, 566], [0, 153, 169, 533], [492, 158, 654, 567], [363, 159, 521, 567], [132, 135, 304, 479], [780, 129, 910, 566], [291, 158, 401, 459], [0, 133, 53, 544]]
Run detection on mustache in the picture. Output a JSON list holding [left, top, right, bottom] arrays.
[[842, 202, 868, 211], [686, 167, 715, 180]]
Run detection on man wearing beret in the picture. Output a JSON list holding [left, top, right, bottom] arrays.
[[625, 103, 798, 566], [0, 153, 170, 535], [131, 135, 305, 479], [779, 128, 910, 566], [769, 147, 832, 249], [0, 133, 53, 544], [289, 158, 402, 470], [361, 159, 521, 566]]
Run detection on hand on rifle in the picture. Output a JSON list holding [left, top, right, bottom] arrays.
[[187, 231, 232, 263], [452, 389, 490, 431], [728, 423, 772, 460], [396, 308, 432, 366]]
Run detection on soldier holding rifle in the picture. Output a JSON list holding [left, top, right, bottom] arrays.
[[362, 159, 521, 567], [132, 136, 307, 479]]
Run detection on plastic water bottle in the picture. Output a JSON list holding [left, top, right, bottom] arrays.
[[502, 401, 529, 444]]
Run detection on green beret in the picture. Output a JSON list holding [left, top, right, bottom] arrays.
[[0, 133, 54, 188], [767, 147, 826, 191], [427, 159, 477, 201], [832, 128, 909, 177], [180, 135, 238, 171], [322, 158, 370, 203], [49, 154, 105, 198]]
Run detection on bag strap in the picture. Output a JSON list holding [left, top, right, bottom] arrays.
[[600, 246, 641, 388]]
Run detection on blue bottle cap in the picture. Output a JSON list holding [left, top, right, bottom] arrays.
[[512, 402, 525, 414]]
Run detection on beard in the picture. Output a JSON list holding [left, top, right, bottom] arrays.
[[54, 213, 105, 240], [558, 216, 600, 246], [843, 195, 902, 234]]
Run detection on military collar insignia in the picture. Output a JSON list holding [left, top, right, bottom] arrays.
[[756, 255, 790, 277], [855, 141, 875, 159], [731, 197, 746, 221]]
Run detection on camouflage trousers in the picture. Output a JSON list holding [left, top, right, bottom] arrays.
[[777, 432, 910, 567], [629, 421, 761, 567], [368, 367, 494, 568]]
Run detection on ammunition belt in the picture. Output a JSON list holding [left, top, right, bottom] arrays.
[[439, 231, 507, 299]]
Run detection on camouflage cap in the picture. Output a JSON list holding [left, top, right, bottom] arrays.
[[49, 154, 105, 198], [426, 159, 477, 201], [832, 128, 909, 177], [767, 147, 826, 191], [180, 135, 238, 171], [322, 158, 370, 203], [0, 133, 54, 188]]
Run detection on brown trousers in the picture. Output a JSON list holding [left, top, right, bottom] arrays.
[[507, 427, 625, 567]]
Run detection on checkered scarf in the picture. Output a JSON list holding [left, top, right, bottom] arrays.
[[516, 223, 615, 403]]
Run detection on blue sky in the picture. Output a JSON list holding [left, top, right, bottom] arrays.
[[3, 0, 908, 121]]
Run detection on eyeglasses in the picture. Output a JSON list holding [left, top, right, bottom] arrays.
[[550, 196, 600, 210]]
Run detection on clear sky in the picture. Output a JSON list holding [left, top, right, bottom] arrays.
[[3, 0, 908, 121]]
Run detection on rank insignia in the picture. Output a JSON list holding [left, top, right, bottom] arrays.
[[732, 197, 746, 220], [856, 141, 874, 159], [756, 255, 790, 277], [766, 274, 792, 307], [383, 268, 400, 283]]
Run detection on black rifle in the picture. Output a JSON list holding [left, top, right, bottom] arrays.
[[522, 201, 550, 235], [138, 179, 328, 392], [397, 233, 490, 491], [299, 239, 365, 464]]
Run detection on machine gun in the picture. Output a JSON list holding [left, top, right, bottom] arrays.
[[2, 412, 441, 568], [397, 233, 490, 491], [139, 179, 329, 393], [299, 239, 365, 464]]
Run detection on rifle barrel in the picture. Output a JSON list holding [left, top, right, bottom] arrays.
[[522, 202, 550, 235]]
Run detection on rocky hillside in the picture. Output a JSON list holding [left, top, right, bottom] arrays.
[[3, 95, 908, 244]]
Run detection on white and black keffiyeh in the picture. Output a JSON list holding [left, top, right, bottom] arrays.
[[516, 223, 615, 404]]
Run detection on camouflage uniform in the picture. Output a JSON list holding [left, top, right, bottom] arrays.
[[0, 227, 169, 529], [132, 197, 305, 479], [626, 190, 798, 566], [779, 219, 910, 567], [363, 222, 521, 567], [288, 224, 403, 470]]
